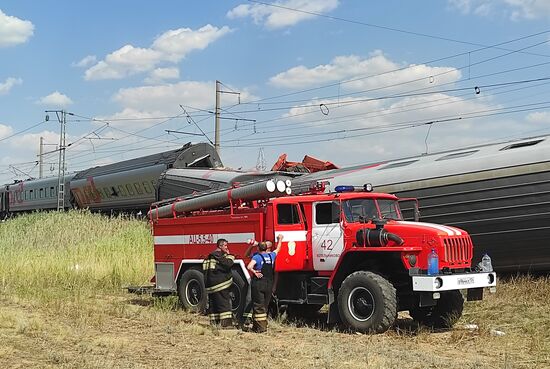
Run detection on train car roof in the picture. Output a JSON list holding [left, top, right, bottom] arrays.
[[73, 142, 222, 180], [294, 135, 550, 188]]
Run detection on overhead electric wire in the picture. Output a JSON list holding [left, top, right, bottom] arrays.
[[0, 120, 47, 143], [248, 0, 550, 57], [228, 79, 550, 139], [226, 28, 550, 107], [216, 71, 550, 137], [222, 100, 550, 148]]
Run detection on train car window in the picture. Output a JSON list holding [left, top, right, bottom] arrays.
[[50, 187, 55, 197], [110, 187, 119, 197], [126, 184, 135, 196], [500, 139, 544, 150], [133, 183, 144, 195], [436, 150, 478, 161], [34, 190, 37, 200], [277, 204, 300, 225], [117, 185, 128, 197], [39, 188, 44, 199], [24, 191, 28, 200], [103, 187, 112, 198], [379, 160, 419, 170], [142, 181, 153, 194]]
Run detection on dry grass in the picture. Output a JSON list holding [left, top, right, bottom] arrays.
[[0, 211, 548, 368]]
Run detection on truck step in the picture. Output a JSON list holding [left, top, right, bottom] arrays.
[[307, 293, 328, 305], [310, 277, 329, 294]]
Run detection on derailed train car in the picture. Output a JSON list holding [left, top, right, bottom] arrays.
[[292, 136, 550, 272], [0, 142, 224, 217]]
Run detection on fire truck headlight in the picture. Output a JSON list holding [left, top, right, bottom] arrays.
[[434, 277, 443, 289]]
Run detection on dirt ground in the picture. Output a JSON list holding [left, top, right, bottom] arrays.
[[0, 289, 546, 369]]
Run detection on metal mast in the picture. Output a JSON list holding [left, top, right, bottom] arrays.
[[46, 110, 67, 211], [215, 80, 221, 155]]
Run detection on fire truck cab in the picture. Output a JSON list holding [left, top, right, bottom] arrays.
[[151, 183, 496, 333]]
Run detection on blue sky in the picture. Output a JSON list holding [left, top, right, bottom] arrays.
[[1, 0, 550, 183]]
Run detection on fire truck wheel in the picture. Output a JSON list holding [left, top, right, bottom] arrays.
[[178, 268, 207, 313], [337, 271, 397, 333], [409, 290, 464, 329], [229, 270, 246, 318]]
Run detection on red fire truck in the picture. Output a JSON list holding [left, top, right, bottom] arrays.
[[148, 179, 496, 333]]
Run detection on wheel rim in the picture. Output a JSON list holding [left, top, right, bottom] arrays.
[[348, 286, 375, 322], [229, 282, 241, 312], [185, 278, 202, 306]]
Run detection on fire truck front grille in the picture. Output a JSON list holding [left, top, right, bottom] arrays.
[[442, 236, 473, 267]]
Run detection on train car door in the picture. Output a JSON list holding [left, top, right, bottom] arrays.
[[312, 201, 344, 271]]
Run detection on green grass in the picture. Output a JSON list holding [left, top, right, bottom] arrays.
[[0, 211, 548, 369], [0, 210, 153, 303]]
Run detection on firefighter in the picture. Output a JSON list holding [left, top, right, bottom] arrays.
[[203, 238, 235, 327], [241, 240, 274, 329], [247, 234, 284, 333]]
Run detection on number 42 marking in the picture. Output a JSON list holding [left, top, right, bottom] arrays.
[[320, 239, 334, 251]]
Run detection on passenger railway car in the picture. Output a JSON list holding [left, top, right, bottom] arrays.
[[0, 142, 223, 216], [293, 136, 550, 272]]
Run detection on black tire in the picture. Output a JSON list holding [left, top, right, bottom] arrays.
[[337, 271, 397, 333], [286, 304, 324, 319], [177, 268, 207, 313], [229, 270, 247, 319], [409, 290, 464, 329]]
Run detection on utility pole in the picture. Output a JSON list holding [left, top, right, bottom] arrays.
[[215, 80, 221, 155], [39, 136, 44, 179], [256, 147, 266, 171], [213, 81, 247, 156], [45, 110, 68, 211]]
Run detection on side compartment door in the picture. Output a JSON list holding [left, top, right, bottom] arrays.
[[273, 202, 307, 271], [312, 201, 344, 271]]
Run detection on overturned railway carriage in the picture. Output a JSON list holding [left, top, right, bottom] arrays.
[[293, 136, 550, 272], [0, 142, 223, 215]]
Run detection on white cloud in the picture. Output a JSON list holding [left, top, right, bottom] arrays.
[[269, 52, 461, 92], [85, 45, 163, 80], [271, 90, 530, 165], [227, 0, 339, 29], [0, 77, 22, 95], [36, 91, 73, 107], [144, 67, 180, 84], [0, 123, 13, 139], [448, 0, 550, 19], [506, 0, 550, 20], [0, 9, 34, 47], [73, 55, 97, 68], [8, 130, 59, 149], [102, 80, 255, 130], [526, 111, 550, 122], [84, 24, 231, 81], [113, 81, 214, 113], [151, 24, 232, 62]]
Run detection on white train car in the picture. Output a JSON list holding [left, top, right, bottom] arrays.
[[294, 136, 550, 272]]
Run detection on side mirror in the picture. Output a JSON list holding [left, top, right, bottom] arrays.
[[397, 197, 421, 221]]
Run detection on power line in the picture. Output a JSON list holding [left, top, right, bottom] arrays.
[[248, 0, 550, 57], [0, 120, 46, 143], [221, 100, 550, 147]]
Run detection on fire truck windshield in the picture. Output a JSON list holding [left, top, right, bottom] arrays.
[[343, 199, 403, 222]]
